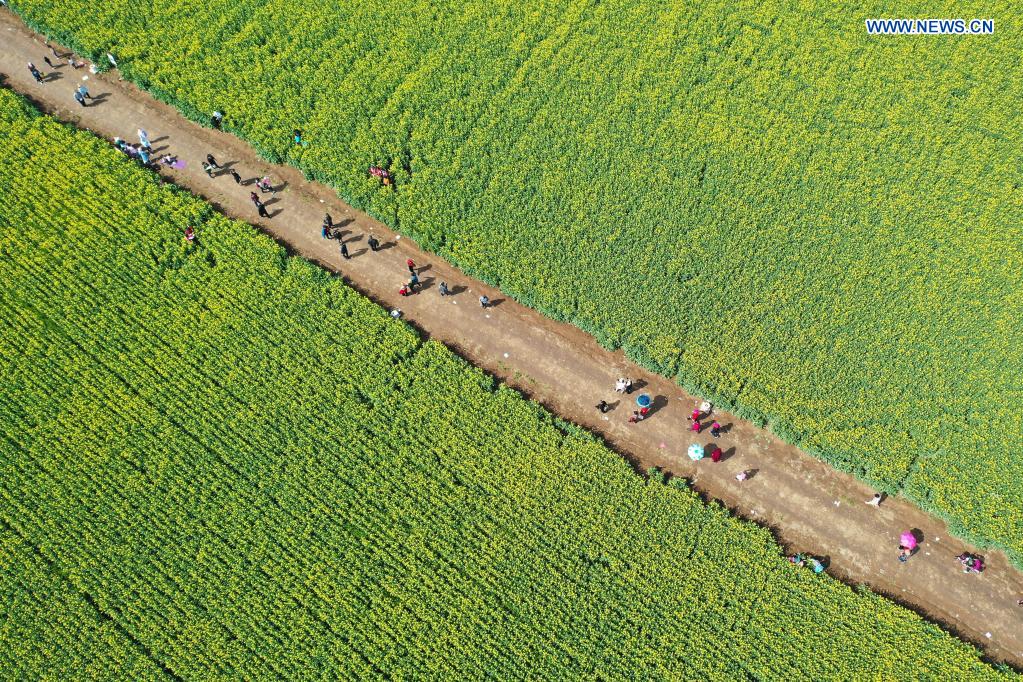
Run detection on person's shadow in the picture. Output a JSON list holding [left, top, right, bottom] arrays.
[[647, 395, 668, 417]]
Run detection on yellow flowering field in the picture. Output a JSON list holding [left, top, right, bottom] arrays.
[[0, 88, 1014, 678]]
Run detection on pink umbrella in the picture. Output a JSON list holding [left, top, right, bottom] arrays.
[[899, 531, 917, 549]]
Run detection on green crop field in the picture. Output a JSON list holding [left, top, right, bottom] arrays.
[[12, 0, 1022, 565], [0, 89, 1012, 678]]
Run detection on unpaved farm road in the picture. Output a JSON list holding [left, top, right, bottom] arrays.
[[2, 12, 1022, 668]]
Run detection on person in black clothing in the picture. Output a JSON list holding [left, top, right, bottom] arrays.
[[438, 281, 449, 296], [340, 242, 350, 259], [229, 169, 242, 184], [206, 153, 220, 169], [367, 234, 380, 252], [596, 400, 609, 413], [257, 202, 270, 219]]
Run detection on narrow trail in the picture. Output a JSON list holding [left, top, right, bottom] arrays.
[[2, 13, 1022, 668]]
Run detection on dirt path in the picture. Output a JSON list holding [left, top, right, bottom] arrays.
[[2, 13, 1022, 668]]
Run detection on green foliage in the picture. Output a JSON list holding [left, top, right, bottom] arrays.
[[10, 0, 1023, 564], [0, 87, 1013, 678], [0, 529, 166, 679]]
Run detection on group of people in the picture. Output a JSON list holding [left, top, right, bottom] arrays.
[[112, 129, 156, 167], [687, 406, 722, 438], [198, 150, 275, 218], [27, 44, 88, 87], [789, 553, 826, 573], [896, 535, 988, 576]]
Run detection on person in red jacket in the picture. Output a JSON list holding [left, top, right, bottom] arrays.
[[711, 447, 723, 463]]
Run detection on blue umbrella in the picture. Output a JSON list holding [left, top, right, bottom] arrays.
[[636, 394, 651, 408], [688, 443, 705, 461]]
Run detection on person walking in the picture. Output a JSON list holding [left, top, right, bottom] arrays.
[[321, 223, 331, 240], [138, 129, 151, 152], [249, 191, 261, 206], [257, 201, 270, 219], [438, 281, 449, 296], [710, 421, 722, 438], [479, 295, 490, 308], [340, 242, 350, 259], [367, 234, 380, 251], [44, 55, 57, 69], [691, 420, 701, 433], [711, 447, 723, 463], [27, 62, 43, 83], [202, 161, 215, 178], [406, 258, 416, 274], [206, 153, 220, 169], [689, 407, 701, 422], [409, 271, 420, 289], [76, 84, 91, 101], [74, 90, 87, 107], [623, 378, 633, 394], [229, 169, 242, 184], [211, 110, 224, 129], [865, 493, 883, 507], [257, 176, 274, 194], [596, 400, 610, 414], [138, 148, 151, 166]]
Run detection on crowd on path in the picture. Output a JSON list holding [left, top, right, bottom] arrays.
[[21, 37, 1023, 619], [22, 36, 495, 317], [598, 373, 1015, 587], [92, 93, 497, 320]]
